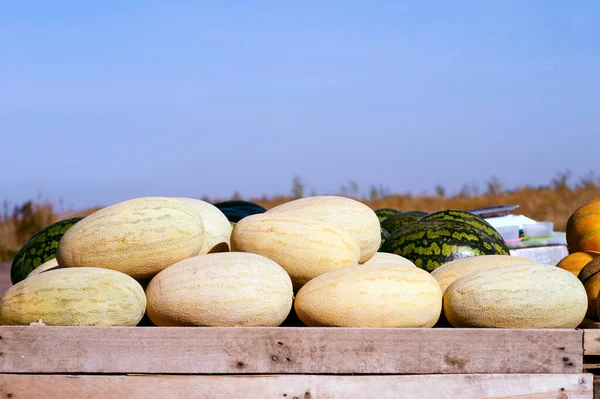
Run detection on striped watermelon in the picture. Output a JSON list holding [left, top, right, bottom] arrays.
[[374, 208, 400, 222], [421, 210, 509, 253], [10, 217, 83, 284], [404, 211, 429, 217], [212, 200, 266, 222], [381, 213, 424, 234], [380, 218, 509, 272], [380, 227, 390, 250]]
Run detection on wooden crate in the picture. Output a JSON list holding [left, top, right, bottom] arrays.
[[0, 326, 594, 398], [582, 327, 600, 399]]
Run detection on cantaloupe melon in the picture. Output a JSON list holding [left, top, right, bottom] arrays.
[[583, 272, 600, 320], [266, 196, 380, 263], [567, 198, 600, 253], [0, 267, 146, 326], [578, 257, 600, 283], [145, 252, 293, 327], [230, 213, 360, 291], [362, 262, 416, 270], [558, 251, 600, 276], [56, 197, 205, 280], [363, 252, 415, 267], [444, 264, 587, 328], [176, 198, 232, 254], [294, 264, 442, 328], [26, 258, 59, 278], [431, 255, 544, 293]]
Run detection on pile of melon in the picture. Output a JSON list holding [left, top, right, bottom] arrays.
[[0, 195, 592, 329], [553, 198, 600, 325]]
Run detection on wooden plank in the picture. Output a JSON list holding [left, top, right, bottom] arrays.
[[584, 357, 600, 372], [0, 374, 593, 399], [595, 375, 600, 399], [0, 326, 583, 374], [584, 330, 600, 355], [583, 328, 600, 371]]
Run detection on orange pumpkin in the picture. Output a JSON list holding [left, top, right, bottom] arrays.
[[557, 251, 600, 276], [566, 198, 600, 253]]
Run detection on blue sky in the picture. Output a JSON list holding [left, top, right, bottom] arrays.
[[1, 1, 599, 210]]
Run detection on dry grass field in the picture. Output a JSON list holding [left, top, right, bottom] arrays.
[[1, 173, 599, 265], [0, 263, 10, 297]]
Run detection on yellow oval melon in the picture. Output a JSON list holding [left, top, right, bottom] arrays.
[[230, 213, 360, 291], [444, 264, 587, 328], [0, 267, 146, 326], [26, 258, 60, 278], [56, 197, 205, 280], [363, 252, 415, 267], [145, 252, 293, 326], [567, 198, 600, 253], [266, 196, 380, 263], [294, 264, 442, 328], [558, 251, 600, 276], [431, 255, 544, 294], [362, 262, 415, 270], [176, 198, 232, 254]]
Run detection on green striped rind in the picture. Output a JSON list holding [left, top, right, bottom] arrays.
[[380, 227, 390, 250], [10, 217, 83, 285], [212, 200, 267, 222], [404, 211, 429, 217], [374, 208, 401, 222], [380, 219, 509, 272], [421, 210, 509, 253], [381, 213, 424, 235]]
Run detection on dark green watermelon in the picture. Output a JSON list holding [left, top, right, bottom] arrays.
[[380, 227, 390, 250], [381, 213, 424, 235], [421, 210, 509, 253], [403, 211, 429, 217], [212, 200, 266, 222], [380, 218, 510, 272], [10, 217, 83, 284], [374, 208, 401, 222]]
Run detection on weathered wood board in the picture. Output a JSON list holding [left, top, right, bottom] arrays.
[[585, 330, 600, 356], [0, 374, 593, 399], [583, 329, 600, 374], [0, 326, 583, 374]]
